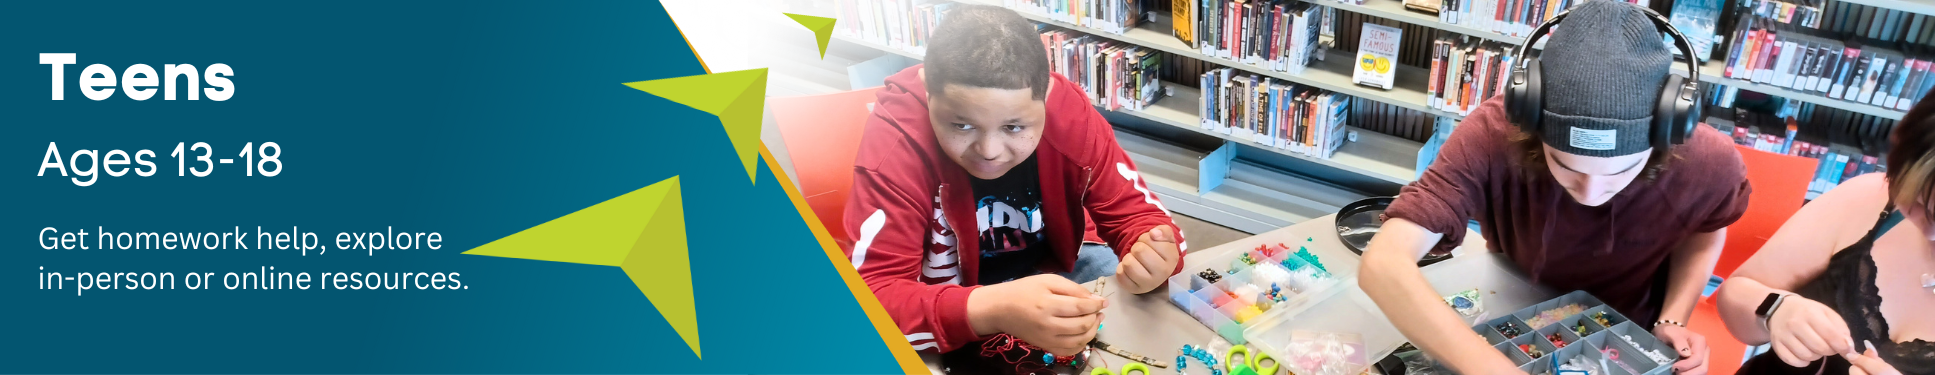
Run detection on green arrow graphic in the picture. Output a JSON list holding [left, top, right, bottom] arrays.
[[464, 176, 700, 358], [784, 13, 837, 59], [624, 69, 768, 185]]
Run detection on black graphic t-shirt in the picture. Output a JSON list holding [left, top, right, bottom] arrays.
[[970, 156, 1049, 284]]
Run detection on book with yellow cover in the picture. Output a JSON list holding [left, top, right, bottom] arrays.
[[1173, 0, 1195, 45]]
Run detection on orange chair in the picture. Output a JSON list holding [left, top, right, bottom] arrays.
[[1687, 145, 1819, 375], [770, 88, 882, 249], [1712, 145, 1818, 279]]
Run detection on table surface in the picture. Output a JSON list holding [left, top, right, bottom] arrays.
[[924, 214, 1559, 374]]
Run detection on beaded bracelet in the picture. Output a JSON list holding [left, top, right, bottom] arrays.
[[1176, 345, 1224, 375]]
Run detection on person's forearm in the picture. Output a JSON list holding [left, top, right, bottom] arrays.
[[1713, 276, 1785, 345], [1361, 249, 1521, 375], [1660, 229, 1725, 323], [966, 285, 1006, 336]]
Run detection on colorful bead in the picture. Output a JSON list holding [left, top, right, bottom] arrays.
[[1043, 353, 1053, 363], [1497, 321, 1523, 338]]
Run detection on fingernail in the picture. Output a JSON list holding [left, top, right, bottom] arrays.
[[1866, 340, 1877, 353]]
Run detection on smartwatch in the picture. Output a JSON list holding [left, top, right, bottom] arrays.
[[1755, 292, 1790, 333]]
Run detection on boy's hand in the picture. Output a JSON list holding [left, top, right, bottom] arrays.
[[966, 274, 1106, 356], [1116, 226, 1180, 294], [1653, 323, 1710, 374]]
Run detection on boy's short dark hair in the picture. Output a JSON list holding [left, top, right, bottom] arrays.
[[924, 5, 1050, 100]]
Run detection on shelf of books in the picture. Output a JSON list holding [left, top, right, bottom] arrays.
[[1117, 127, 1370, 233], [1685, 60, 1913, 120], [1707, 113, 1892, 201], [830, 32, 1424, 184], [1296, 0, 1933, 120], [1298, 0, 1526, 44], [1835, 0, 1935, 18], [980, 0, 1472, 120]]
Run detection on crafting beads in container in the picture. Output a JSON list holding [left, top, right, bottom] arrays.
[[1469, 290, 1675, 375], [1166, 243, 1341, 344]]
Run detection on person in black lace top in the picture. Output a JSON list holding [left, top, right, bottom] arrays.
[[1713, 99, 1935, 375]]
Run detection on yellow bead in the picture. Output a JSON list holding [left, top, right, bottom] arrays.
[[1235, 306, 1263, 322]]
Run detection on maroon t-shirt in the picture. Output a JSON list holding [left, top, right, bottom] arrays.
[[1386, 97, 1752, 323]]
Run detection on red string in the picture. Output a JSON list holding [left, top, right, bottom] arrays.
[[979, 333, 1083, 375]]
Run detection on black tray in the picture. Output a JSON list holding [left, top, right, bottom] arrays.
[[1335, 197, 1452, 267]]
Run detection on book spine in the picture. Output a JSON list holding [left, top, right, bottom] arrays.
[[1889, 57, 1917, 108], [1860, 54, 1885, 103], [1840, 152, 1861, 183], [1816, 42, 1842, 93], [1429, 40, 1444, 109], [1832, 47, 1857, 99], [1898, 59, 1927, 110], [1845, 50, 1870, 101], [1794, 44, 1817, 90], [1773, 40, 1795, 87], [1461, 50, 1476, 113], [1917, 59, 1935, 106]]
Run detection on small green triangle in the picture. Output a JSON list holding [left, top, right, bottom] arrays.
[[784, 13, 837, 59], [624, 69, 769, 184]]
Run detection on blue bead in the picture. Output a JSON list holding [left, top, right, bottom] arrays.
[[1042, 353, 1053, 363]]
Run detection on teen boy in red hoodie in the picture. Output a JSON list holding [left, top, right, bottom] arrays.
[[843, 6, 1187, 357]]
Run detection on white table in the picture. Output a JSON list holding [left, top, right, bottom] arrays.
[[926, 214, 1557, 374]]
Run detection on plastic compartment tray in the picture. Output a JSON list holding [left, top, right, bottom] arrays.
[[1166, 243, 1343, 344], [1471, 290, 1671, 375]]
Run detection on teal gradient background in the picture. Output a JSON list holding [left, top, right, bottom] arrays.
[[0, 1, 899, 373]]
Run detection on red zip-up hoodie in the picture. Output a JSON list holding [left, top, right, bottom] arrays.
[[843, 66, 1186, 353]]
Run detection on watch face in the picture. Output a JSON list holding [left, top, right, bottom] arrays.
[[1756, 293, 1782, 316]]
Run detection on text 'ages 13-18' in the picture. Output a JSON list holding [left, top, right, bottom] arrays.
[[38, 142, 283, 186]]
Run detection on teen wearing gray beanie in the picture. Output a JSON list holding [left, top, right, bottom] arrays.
[[1358, 1, 1753, 374], [1539, 0, 1674, 157]]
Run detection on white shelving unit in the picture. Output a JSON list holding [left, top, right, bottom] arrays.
[[974, 0, 1471, 120], [1303, 0, 1527, 44], [1115, 128, 1369, 233], [1294, 0, 1915, 120]]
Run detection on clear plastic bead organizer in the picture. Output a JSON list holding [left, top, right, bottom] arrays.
[[1165, 242, 1347, 344]]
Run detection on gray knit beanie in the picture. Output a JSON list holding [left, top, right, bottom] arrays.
[[1539, 0, 1671, 157]]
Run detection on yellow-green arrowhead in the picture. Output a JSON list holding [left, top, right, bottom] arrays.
[[783, 13, 837, 59], [624, 69, 768, 185], [463, 176, 700, 358]]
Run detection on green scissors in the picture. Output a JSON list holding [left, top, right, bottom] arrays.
[[1224, 345, 1280, 375], [1088, 362, 1148, 375]]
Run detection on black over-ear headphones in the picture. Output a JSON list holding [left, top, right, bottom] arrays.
[[1503, 5, 1702, 152]]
